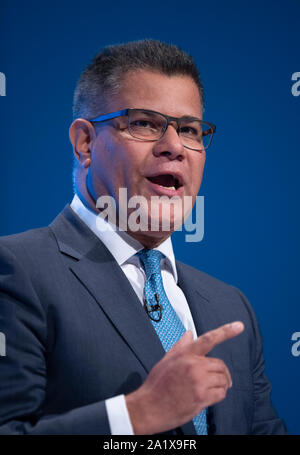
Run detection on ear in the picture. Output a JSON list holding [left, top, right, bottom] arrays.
[[69, 119, 96, 169]]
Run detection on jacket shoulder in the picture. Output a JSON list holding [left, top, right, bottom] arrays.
[[0, 226, 57, 258]]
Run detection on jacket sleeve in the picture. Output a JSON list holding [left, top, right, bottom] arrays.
[[0, 242, 111, 435], [234, 287, 289, 435]]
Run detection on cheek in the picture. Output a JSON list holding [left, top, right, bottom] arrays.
[[121, 152, 148, 188], [189, 155, 206, 190], [92, 138, 124, 181]]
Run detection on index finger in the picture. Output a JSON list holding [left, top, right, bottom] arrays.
[[192, 321, 244, 356]]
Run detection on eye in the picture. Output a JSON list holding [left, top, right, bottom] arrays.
[[130, 119, 157, 129], [179, 125, 199, 136]]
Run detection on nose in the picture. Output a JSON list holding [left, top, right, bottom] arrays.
[[152, 123, 185, 161]]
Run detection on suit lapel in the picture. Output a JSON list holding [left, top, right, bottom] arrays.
[[50, 205, 165, 374], [70, 251, 167, 373], [176, 260, 233, 362], [176, 261, 235, 434], [176, 260, 218, 337]]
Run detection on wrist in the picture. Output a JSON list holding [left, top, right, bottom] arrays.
[[125, 389, 153, 435]]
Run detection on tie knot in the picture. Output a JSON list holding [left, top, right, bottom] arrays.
[[137, 249, 164, 278]]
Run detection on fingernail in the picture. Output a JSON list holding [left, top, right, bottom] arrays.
[[231, 322, 244, 332]]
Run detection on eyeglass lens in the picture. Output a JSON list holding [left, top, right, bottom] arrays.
[[128, 110, 212, 150]]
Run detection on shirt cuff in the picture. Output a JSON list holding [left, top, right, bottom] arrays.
[[105, 394, 135, 435]]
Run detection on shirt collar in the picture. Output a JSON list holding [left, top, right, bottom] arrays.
[[70, 194, 178, 282]]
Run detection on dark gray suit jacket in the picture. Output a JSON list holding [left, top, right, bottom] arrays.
[[0, 205, 288, 434]]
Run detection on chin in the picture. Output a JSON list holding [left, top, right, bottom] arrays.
[[151, 197, 187, 231], [144, 216, 184, 242], [147, 214, 183, 234], [124, 195, 188, 238]]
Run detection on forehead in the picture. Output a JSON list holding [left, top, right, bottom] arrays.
[[109, 69, 203, 119]]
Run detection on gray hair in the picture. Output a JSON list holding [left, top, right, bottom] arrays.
[[73, 39, 204, 120]]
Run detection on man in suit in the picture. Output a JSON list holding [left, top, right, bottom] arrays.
[[0, 40, 287, 434]]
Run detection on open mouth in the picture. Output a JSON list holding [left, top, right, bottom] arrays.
[[146, 174, 182, 191]]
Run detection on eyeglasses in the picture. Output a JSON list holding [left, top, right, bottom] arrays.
[[89, 108, 216, 152]]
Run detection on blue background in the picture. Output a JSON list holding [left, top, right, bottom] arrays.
[[1, 0, 299, 434]]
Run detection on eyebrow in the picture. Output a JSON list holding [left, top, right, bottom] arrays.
[[135, 110, 202, 122], [179, 115, 202, 122]]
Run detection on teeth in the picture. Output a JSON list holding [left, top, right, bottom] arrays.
[[159, 185, 176, 190]]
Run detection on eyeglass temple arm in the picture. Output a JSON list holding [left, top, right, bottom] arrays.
[[89, 109, 128, 123], [202, 125, 216, 136]]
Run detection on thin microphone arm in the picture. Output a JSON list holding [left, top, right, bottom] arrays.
[[144, 293, 163, 322]]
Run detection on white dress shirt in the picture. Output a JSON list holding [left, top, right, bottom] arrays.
[[70, 194, 198, 434]]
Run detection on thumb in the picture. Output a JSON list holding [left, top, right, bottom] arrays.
[[169, 330, 194, 354]]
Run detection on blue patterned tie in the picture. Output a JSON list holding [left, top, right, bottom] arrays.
[[137, 248, 207, 435]]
